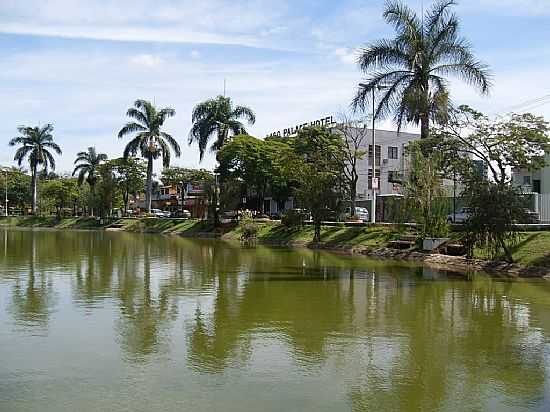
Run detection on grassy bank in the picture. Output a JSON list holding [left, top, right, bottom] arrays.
[[2, 216, 550, 270]]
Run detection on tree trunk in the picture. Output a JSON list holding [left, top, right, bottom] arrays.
[[146, 155, 153, 213], [420, 112, 430, 140], [89, 183, 95, 217], [350, 175, 358, 217], [31, 165, 37, 215], [313, 220, 321, 243]]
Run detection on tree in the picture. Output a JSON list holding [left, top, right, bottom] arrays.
[[72, 147, 108, 216], [110, 157, 147, 216], [289, 127, 345, 243], [352, 0, 491, 139], [462, 177, 527, 263], [9, 124, 62, 214], [118, 99, 181, 213], [2, 168, 32, 213], [404, 142, 449, 239], [189, 95, 255, 161], [334, 115, 369, 217], [41, 178, 79, 217], [432, 105, 550, 185]]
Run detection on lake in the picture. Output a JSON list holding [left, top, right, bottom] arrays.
[[1, 228, 550, 411]]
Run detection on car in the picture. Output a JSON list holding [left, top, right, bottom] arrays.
[[151, 208, 170, 218], [171, 209, 191, 219], [344, 206, 370, 222], [447, 207, 473, 223]]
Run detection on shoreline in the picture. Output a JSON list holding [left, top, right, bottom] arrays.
[[2, 216, 550, 280]]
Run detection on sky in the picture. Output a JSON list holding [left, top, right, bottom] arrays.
[[1, 0, 550, 174]]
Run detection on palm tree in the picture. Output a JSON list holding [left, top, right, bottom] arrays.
[[352, 0, 491, 139], [72, 147, 108, 217], [118, 99, 180, 213], [189, 95, 255, 161], [9, 124, 62, 214]]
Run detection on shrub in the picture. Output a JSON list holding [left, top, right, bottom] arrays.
[[239, 210, 259, 241], [281, 209, 306, 227]]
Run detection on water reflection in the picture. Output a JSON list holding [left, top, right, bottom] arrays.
[[1, 228, 550, 411]]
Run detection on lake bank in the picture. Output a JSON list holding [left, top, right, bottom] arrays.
[[2, 216, 550, 278]]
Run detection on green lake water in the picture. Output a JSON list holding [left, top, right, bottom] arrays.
[[1, 228, 550, 411]]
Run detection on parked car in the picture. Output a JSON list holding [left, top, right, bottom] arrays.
[[151, 208, 170, 218], [171, 209, 191, 219], [343, 206, 370, 222], [447, 207, 473, 223]]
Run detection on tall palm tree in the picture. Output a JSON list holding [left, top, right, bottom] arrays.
[[72, 147, 108, 217], [189, 95, 255, 161], [9, 124, 62, 214], [118, 99, 180, 213], [352, 0, 491, 139]]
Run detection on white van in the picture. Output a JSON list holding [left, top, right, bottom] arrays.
[[344, 207, 370, 222]]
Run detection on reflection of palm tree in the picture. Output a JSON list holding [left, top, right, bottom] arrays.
[[9, 233, 55, 329], [116, 240, 171, 361]]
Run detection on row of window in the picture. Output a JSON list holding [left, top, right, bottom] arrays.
[[367, 145, 399, 164]]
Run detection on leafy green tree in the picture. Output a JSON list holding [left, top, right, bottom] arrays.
[[404, 142, 449, 239], [2, 168, 31, 213], [9, 124, 62, 214], [189, 95, 255, 160], [462, 177, 528, 263], [289, 127, 345, 242], [95, 162, 120, 217], [432, 105, 550, 185], [72, 147, 108, 216], [118, 99, 180, 213], [41, 178, 79, 217], [352, 0, 491, 139], [110, 157, 147, 215]]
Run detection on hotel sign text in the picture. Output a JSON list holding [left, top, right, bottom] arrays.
[[266, 115, 336, 138]]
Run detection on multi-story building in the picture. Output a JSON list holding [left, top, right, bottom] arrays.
[[512, 154, 550, 222]]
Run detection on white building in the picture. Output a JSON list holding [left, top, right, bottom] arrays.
[[512, 154, 550, 222], [333, 127, 420, 200]]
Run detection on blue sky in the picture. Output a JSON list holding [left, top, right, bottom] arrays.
[[1, 0, 550, 173]]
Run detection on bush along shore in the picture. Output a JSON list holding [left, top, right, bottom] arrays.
[[1, 216, 550, 279]]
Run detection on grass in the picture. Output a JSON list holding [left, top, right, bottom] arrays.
[[3, 216, 550, 269], [226, 221, 400, 249]]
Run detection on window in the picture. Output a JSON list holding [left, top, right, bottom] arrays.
[[523, 175, 531, 185], [534, 180, 541, 193], [367, 168, 381, 189], [368, 145, 381, 166], [388, 146, 398, 159]]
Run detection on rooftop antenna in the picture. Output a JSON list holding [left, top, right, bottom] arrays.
[[223, 78, 226, 97]]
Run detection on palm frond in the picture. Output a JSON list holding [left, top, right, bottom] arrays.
[[118, 122, 147, 138], [232, 105, 256, 124]]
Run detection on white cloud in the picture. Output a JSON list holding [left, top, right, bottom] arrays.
[[334, 48, 357, 65], [190, 50, 200, 59], [130, 54, 164, 68]]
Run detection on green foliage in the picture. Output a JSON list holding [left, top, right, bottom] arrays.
[[352, 0, 491, 139], [41, 178, 79, 217], [432, 105, 550, 184], [462, 179, 528, 263], [161, 166, 213, 188], [3, 168, 31, 211], [118, 99, 180, 212], [405, 142, 449, 239], [8, 124, 62, 213], [281, 209, 307, 227], [109, 157, 147, 213], [189, 95, 255, 160], [238, 210, 259, 241], [288, 126, 346, 242], [217, 135, 295, 212]]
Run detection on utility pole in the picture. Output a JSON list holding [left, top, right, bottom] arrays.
[[371, 88, 377, 224]]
